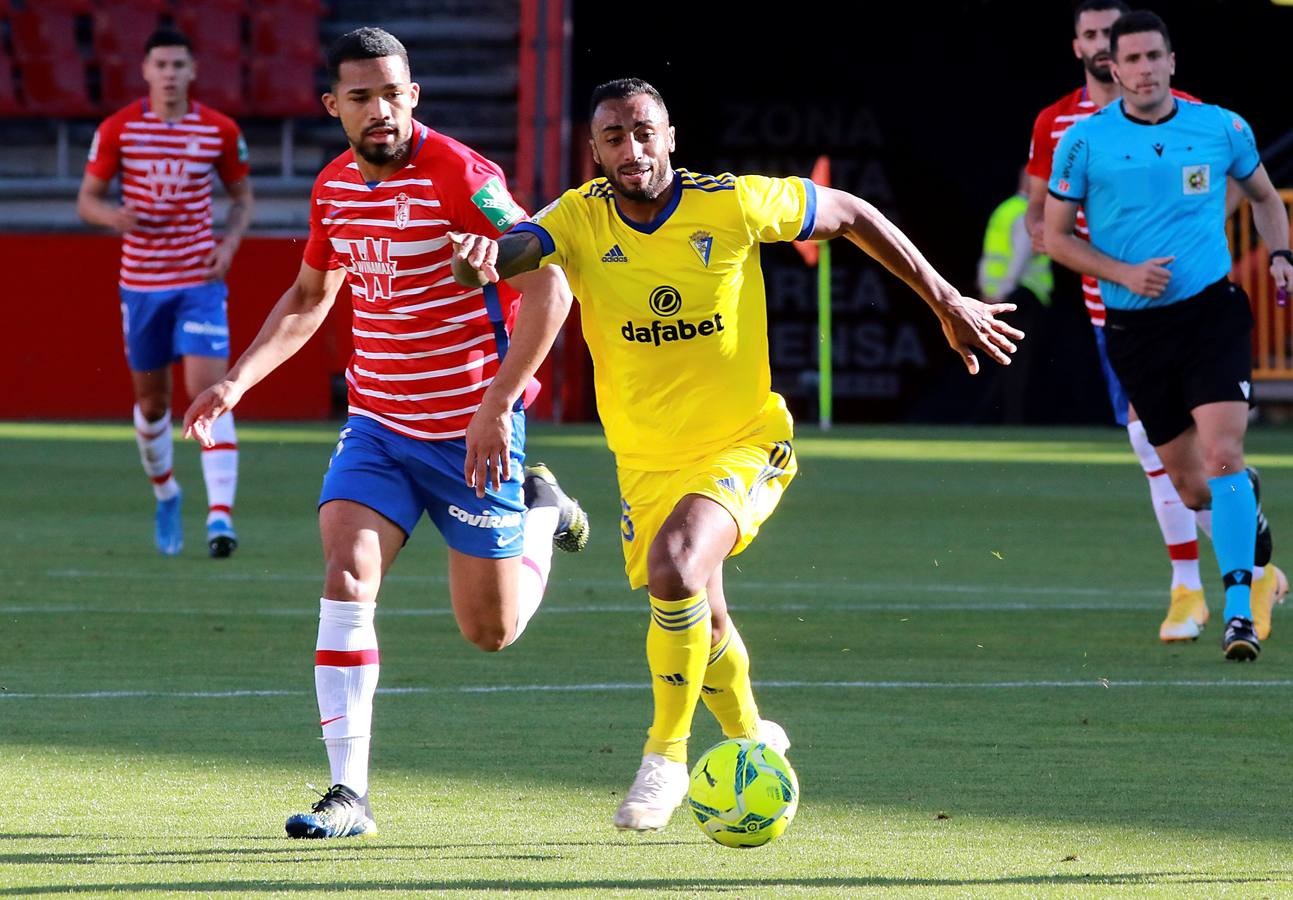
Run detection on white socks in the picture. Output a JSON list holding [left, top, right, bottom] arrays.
[[510, 506, 558, 646], [1128, 420, 1202, 590], [201, 412, 238, 525], [133, 405, 178, 501], [315, 598, 379, 796]]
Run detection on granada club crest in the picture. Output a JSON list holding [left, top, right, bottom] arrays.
[[347, 236, 398, 301], [147, 159, 188, 200], [394, 192, 410, 230]]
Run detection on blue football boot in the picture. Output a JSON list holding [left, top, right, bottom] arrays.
[[285, 784, 377, 839], [207, 518, 238, 559], [155, 490, 183, 556]]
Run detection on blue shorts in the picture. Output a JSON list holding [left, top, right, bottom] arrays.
[[1091, 326, 1130, 427], [119, 282, 230, 372], [319, 414, 528, 558]]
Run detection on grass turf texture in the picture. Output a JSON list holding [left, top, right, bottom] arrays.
[[2, 421, 1292, 898]]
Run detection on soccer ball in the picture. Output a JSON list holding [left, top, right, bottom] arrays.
[[687, 738, 799, 848]]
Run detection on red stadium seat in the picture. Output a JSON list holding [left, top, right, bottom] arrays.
[[250, 55, 320, 118], [10, 8, 80, 62], [93, 7, 165, 58], [31, 0, 93, 12], [98, 54, 147, 111], [0, 52, 20, 116], [19, 57, 95, 116], [175, 3, 245, 60], [250, 7, 320, 60], [191, 53, 246, 117]]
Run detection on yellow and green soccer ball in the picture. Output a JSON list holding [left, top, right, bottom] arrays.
[[687, 738, 799, 848]]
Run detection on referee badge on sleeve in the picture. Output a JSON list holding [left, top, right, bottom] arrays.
[[1182, 164, 1210, 195]]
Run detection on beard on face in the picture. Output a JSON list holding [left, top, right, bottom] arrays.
[[606, 161, 671, 202], [352, 122, 412, 166], [1083, 52, 1114, 83]]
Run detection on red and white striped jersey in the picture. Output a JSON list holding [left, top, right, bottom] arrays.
[[304, 122, 528, 441], [1028, 86, 1199, 327], [86, 99, 250, 293]]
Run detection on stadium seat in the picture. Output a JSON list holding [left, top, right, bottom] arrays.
[[250, 7, 320, 60], [191, 53, 246, 117], [249, 55, 320, 118], [19, 57, 95, 116], [10, 8, 80, 62], [175, 3, 245, 60], [92, 6, 164, 58], [0, 52, 20, 116], [98, 54, 147, 111]]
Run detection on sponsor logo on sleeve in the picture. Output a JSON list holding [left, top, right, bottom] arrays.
[[89, 129, 101, 162], [237, 134, 249, 164], [471, 176, 525, 231]]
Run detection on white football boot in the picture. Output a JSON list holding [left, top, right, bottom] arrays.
[[613, 752, 690, 831], [757, 719, 791, 756]]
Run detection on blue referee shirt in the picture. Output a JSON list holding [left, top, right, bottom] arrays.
[[1049, 98, 1260, 310]]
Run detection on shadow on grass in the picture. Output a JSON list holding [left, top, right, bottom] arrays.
[[2, 873, 1291, 894]]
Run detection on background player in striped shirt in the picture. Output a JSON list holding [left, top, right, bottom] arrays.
[[183, 27, 588, 840], [450, 78, 1022, 832], [77, 29, 253, 559], [1022, 1, 1284, 642]]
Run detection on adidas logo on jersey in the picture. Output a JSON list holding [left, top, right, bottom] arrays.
[[601, 244, 629, 263], [657, 673, 687, 686]]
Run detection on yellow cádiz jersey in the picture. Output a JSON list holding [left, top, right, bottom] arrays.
[[512, 169, 817, 470]]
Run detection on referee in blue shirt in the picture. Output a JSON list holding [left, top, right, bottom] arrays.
[[1044, 10, 1292, 661]]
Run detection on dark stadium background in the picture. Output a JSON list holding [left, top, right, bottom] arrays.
[[571, 0, 1291, 425]]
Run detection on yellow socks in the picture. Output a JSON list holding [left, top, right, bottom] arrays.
[[701, 620, 761, 739], [644, 592, 712, 763]]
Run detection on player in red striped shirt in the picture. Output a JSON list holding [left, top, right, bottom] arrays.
[[77, 28, 253, 559], [183, 27, 588, 839], [1024, 1, 1286, 640]]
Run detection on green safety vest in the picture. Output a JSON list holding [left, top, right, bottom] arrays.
[[981, 194, 1052, 305]]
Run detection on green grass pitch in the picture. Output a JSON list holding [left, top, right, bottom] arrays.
[[3, 421, 1292, 898]]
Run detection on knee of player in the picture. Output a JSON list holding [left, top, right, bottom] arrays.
[[1176, 481, 1212, 511], [322, 563, 381, 604], [137, 398, 169, 422], [645, 558, 707, 601], [458, 619, 512, 653], [1201, 447, 1245, 482]]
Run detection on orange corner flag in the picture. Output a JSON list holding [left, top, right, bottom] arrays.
[[793, 155, 831, 266]]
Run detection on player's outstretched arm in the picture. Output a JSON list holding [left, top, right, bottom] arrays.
[[183, 261, 346, 445], [810, 186, 1023, 374], [1043, 194, 1175, 298], [463, 266, 575, 497], [449, 231, 543, 286], [1237, 164, 1293, 291]]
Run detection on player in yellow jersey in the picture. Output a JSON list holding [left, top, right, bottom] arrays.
[[449, 78, 1023, 831]]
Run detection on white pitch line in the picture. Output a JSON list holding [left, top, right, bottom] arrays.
[[3, 679, 1291, 701], [0, 599, 1168, 617]]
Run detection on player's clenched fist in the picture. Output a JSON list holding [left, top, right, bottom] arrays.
[[448, 231, 500, 285]]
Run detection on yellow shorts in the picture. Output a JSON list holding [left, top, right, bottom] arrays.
[[617, 439, 798, 590]]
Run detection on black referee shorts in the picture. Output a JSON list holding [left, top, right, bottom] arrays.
[[1103, 278, 1253, 446]]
